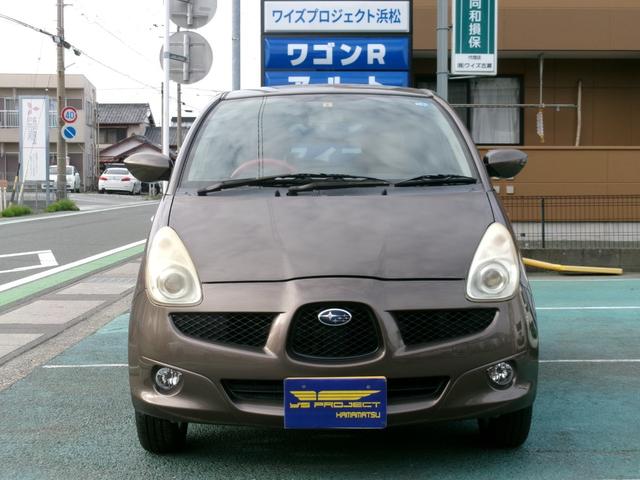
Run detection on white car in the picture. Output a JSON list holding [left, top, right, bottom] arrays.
[[99, 167, 142, 194], [41, 165, 81, 192]]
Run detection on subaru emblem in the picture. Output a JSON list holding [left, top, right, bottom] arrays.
[[318, 308, 352, 326]]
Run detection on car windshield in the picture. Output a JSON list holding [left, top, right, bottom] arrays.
[[105, 168, 129, 175], [49, 166, 74, 175], [181, 93, 476, 189]]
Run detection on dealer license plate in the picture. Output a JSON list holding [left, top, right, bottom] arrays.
[[284, 377, 387, 429]]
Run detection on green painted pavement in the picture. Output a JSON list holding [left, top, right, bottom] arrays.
[[0, 244, 144, 308], [0, 280, 639, 479], [530, 278, 640, 308]]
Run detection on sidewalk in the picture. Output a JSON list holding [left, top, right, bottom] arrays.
[[0, 260, 139, 369]]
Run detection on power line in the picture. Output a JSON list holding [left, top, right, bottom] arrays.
[[75, 10, 156, 66], [0, 11, 202, 112]]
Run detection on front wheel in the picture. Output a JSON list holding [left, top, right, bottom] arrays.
[[135, 411, 188, 454], [478, 405, 532, 448]]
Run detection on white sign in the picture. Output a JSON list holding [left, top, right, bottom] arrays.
[[19, 97, 50, 182], [264, 1, 410, 32], [451, 0, 498, 76]]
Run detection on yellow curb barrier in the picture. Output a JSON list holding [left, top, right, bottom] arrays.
[[522, 258, 623, 275]]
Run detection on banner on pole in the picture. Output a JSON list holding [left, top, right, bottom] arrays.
[[19, 97, 50, 182], [452, 0, 498, 76]]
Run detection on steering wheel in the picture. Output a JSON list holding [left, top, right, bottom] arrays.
[[230, 158, 296, 178]]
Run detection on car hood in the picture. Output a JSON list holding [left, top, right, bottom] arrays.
[[168, 190, 495, 282]]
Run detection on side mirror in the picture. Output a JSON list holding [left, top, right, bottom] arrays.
[[483, 149, 527, 178], [125, 152, 172, 182]]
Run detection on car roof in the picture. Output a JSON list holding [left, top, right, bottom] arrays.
[[222, 84, 435, 100]]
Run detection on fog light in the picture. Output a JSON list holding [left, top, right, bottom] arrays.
[[478, 264, 508, 294], [486, 362, 514, 388], [154, 367, 182, 392]]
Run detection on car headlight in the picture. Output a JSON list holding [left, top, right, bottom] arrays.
[[466, 223, 519, 301], [145, 226, 202, 305]]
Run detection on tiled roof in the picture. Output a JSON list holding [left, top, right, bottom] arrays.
[[97, 103, 153, 125], [144, 126, 191, 147]]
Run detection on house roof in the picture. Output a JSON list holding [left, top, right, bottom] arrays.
[[144, 126, 191, 147], [98, 135, 162, 164], [97, 103, 154, 126]]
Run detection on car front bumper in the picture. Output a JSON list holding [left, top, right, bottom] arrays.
[[129, 277, 538, 427]]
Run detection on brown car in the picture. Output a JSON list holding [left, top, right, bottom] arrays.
[[125, 85, 538, 454]]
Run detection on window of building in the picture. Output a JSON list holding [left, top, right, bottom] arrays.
[[415, 76, 522, 145], [0, 98, 18, 128], [99, 128, 127, 144], [85, 100, 94, 125], [66, 98, 83, 110]]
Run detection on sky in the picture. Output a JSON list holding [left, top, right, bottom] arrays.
[[0, 0, 262, 122]]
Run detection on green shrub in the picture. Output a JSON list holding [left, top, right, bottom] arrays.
[[45, 198, 80, 213], [1, 204, 32, 217]]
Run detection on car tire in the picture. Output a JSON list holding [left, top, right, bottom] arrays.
[[134, 411, 188, 454], [478, 405, 532, 448], [99, 189, 105, 194]]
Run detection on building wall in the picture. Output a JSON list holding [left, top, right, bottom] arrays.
[[413, 0, 640, 52], [483, 147, 640, 196], [412, 0, 640, 149], [0, 74, 97, 188], [414, 57, 640, 148]]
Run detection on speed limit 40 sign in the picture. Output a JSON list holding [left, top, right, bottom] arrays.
[[61, 106, 78, 124]]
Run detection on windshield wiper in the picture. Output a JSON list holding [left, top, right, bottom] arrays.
[[287, 174, 389, 194], [394, 174, 477, 187], [197, 173, 388, 196]]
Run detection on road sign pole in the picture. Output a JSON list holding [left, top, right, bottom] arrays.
[[56, 0, 67, 200], [436, 0, 449, 101], [232, 0, 240, 90], [163, 0, 171, 158]]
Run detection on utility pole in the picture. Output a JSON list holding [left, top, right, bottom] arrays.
[[56, 0, 66, 200], [232, 0, 240, 90], [436, 0, 449, 101], [176, 25, 182, 151], [176, 84, 182, 150], [162, 0, 170, 158]]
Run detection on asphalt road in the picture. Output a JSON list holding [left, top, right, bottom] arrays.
[[0, 194, 158, 286]]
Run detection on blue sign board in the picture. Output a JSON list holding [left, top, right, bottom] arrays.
[[61, 125, 77, 141], [284, 377, 387, 429], [264, 71, 409, 87], [264, 37, 410, 70], [261, 0, 412, 88]]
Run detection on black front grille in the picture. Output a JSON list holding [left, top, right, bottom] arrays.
[[170, 312, 277, 349], [222, 377, 449, 405], [392, 309, 497, 347], [287, 303, 381, 360]]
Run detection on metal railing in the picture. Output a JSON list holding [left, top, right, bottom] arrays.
[[0, 110, 59, 128], [0, 110, 18, 128], [501, 195, 640, 249]]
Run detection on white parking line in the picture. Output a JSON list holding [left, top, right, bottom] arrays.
[[536, 306, 640, 310], [540, 359, 640, 364], [42, 363, 128, 369], [0, 201, 159, 227], [530, 278, 640, 282], [0, 250, 58, 274], [0, 240, 145, 293], [42, 360, 640, 369]]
